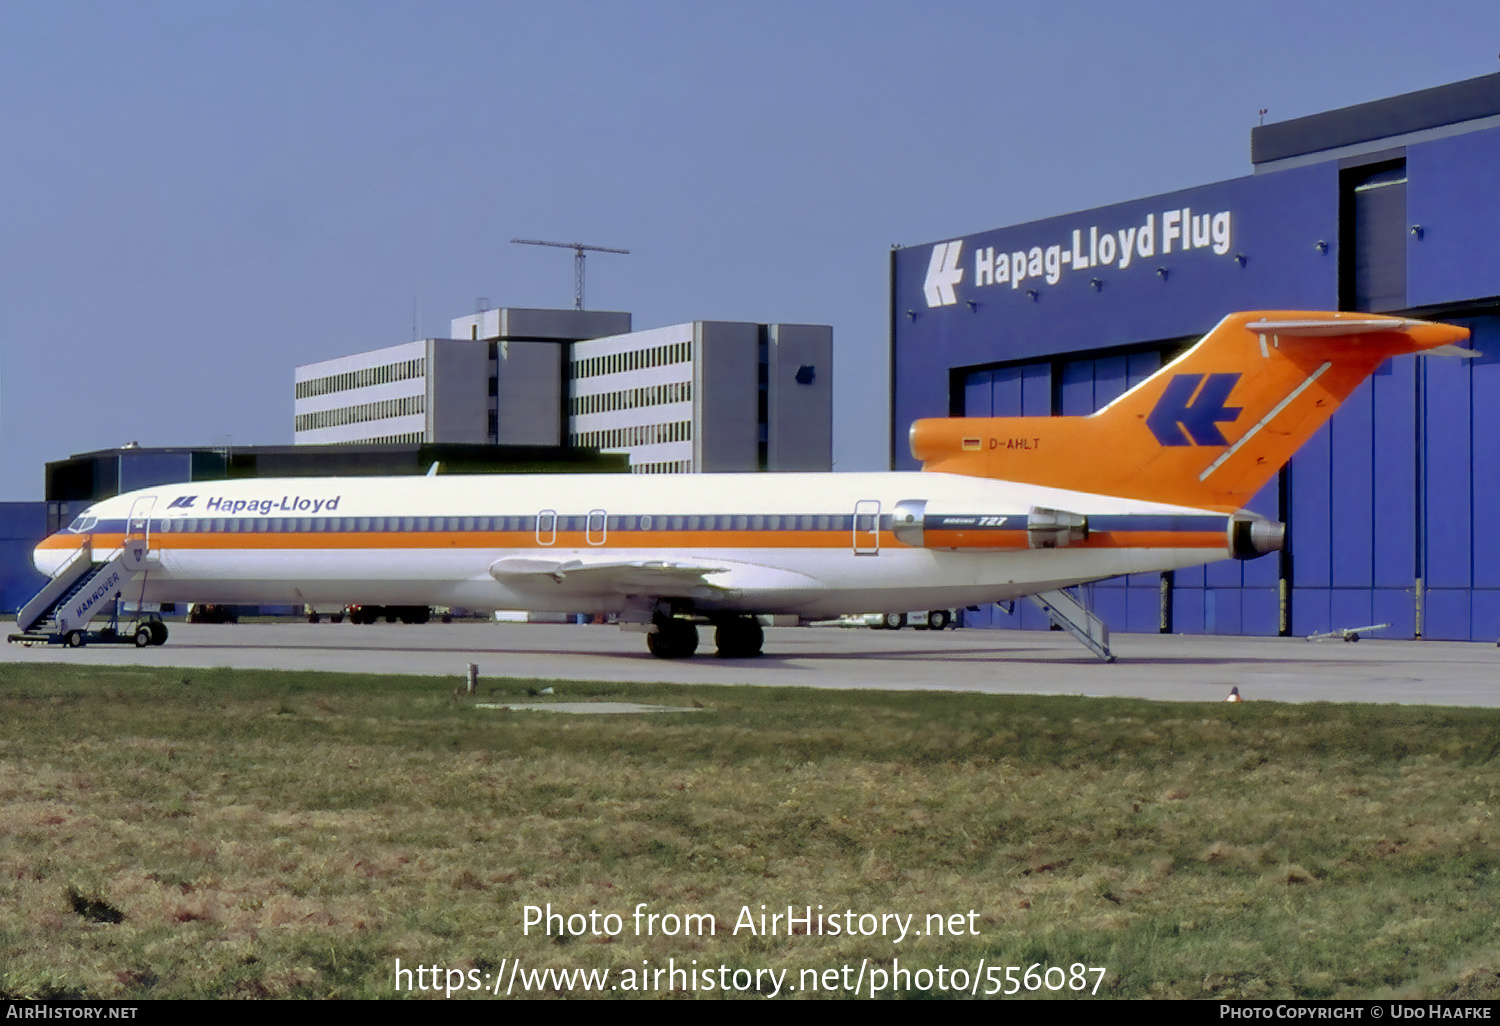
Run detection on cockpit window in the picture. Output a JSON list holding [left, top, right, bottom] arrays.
[[67, 514, 98, 533]]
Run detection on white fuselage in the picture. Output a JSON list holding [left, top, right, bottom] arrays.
[[34, 471, 1238, 617]]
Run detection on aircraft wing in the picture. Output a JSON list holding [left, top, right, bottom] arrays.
[[488, 554, 825, 606], [488, 555, 732, 599]]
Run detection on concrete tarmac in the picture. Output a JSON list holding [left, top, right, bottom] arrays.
[[4, 620, 1498, 706]]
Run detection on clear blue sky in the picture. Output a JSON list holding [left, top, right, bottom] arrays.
[[2, 0, 1497, 499]]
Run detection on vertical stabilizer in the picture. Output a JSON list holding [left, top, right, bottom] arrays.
[[910, 311, 1473, 510]]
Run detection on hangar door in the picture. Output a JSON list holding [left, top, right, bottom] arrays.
[[1341, 160, 1407, 313]]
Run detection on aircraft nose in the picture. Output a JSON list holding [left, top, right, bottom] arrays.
[[33, 532, 84, 575]]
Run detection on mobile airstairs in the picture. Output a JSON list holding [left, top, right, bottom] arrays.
[[8, 538, 167, 648]]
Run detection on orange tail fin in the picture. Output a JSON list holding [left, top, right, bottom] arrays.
[[910, 311, 1474, 510]]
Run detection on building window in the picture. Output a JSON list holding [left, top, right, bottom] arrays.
[[296, 357, 426, 399]]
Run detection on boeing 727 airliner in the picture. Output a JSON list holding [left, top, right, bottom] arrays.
[[21, 312, 1474, 658]]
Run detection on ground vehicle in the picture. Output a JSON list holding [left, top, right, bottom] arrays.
[[865, 610, 956, 630], [9, 609, 166, 648], [345, 604, 430, 624]]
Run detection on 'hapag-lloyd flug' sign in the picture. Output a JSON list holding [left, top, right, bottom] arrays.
[[923, 208, 1233, 307]]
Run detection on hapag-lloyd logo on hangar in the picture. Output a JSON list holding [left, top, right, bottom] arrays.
[[922, 208, 1235, 307]]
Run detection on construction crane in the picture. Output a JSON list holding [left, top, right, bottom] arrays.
[[510, 238, 630, 310]]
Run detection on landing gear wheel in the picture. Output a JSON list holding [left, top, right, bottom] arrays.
[[647, 618, 699, 659], [927, 609, 951, 631], [134, 626, 153, 647], [65, 630, 85, 648], [714, 617, 764, 658], [883, 612, 907, 630]]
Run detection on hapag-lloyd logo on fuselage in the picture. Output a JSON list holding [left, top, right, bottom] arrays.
[[922, 208, 1235, 307], [202, 495, 342, 516]]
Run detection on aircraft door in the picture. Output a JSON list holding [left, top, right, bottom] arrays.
[[586, 509, 607, 546], [853, 500, 881, 555], [125, 495, 157, 570], [536, 509, 557, 546]]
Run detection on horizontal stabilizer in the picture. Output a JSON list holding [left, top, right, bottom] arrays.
[[1244, 316, 1440, 336], [1421, 344, 1482, 358], [1247, 318, 1480, 358]]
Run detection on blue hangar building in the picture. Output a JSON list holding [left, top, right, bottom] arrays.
[[890, 73, 1500, 642]]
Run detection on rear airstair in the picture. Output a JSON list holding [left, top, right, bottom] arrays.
[[1026, 587, 1114, 662]]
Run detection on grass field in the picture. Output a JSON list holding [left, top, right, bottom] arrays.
[[2, 662, 1499, 1000]]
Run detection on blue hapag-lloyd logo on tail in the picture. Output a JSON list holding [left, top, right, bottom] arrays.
[[1146, 373, 1243, 446]]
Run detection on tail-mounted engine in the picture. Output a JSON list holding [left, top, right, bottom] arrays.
[[1026, 508, 1089, 549], [1229, 511, 1285, 560], [894, 499, 1282, 559], [891, 499, 1090, 551]]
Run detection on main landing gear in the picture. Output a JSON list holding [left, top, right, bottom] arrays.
[[647, 616, 699, 659], [646, 615, 764, 659], [713, 616, 763, 659]]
